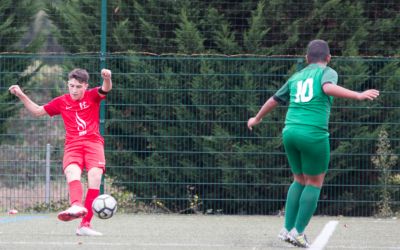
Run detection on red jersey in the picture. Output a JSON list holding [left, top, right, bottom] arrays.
[[43, 87, 105, 145]]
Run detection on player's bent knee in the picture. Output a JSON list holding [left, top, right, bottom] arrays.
[[304, 173, 325, 187], [88, 167, 103, 188], [293, 174, 306, 185], [64, 164, 82, 182]]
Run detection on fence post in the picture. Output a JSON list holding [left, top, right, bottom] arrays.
[[99, 0, 108, 194], [296, 57, 304, 72], [45, 143, 51, 205]]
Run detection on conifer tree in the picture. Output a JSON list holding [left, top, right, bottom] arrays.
[[42, 0, 400, 214], [174, 8, 205, 54], [0, 0, 42, 141], [243, 1, 268, 53]]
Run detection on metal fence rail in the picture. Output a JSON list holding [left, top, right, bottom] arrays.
[[0, 54, 399, 216]]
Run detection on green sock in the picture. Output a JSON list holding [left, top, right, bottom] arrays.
[[284, 181, 305, 230], [295, 185, 321, 233]]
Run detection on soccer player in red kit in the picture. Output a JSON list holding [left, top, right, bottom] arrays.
[[9, 68, 112, 236]]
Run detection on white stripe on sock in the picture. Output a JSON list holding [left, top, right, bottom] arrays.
[[309, 220, 339, 250]]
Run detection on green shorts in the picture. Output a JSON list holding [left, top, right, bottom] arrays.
[[282, 125, 330, 176]]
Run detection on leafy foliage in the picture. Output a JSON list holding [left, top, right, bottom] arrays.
[[371, 129, 398, 217]]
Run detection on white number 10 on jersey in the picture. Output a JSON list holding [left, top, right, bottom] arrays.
[[294, 78, 313, 103]]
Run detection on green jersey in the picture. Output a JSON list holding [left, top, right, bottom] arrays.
[[274, 63, 338, 131]]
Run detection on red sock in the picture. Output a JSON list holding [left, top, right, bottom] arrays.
[[68, 180, 83, 206], [81, 189, 100, 225]]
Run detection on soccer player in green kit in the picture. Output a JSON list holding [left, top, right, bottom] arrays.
[[247, 39, 379, 248]]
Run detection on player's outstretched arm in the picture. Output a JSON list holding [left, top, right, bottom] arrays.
[[323, 83, 379, 101], [8, 85, 47, 117], [247, 97, 279, 131], [99, 69, 112, 96]]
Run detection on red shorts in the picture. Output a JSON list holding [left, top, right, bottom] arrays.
[[63, 140, 105, 172]]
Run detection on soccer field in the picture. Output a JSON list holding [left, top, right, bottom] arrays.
[[0, 214, 399, 250]]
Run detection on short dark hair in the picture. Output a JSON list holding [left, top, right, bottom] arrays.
[[306, 40, 330, 63], [68, 68, 89, 83]]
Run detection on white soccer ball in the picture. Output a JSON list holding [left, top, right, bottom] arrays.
[[92, 194, 117, 219]]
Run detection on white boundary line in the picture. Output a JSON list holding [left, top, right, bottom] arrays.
[[309, 220, 339, 250], [0, 242, 240, 248]]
